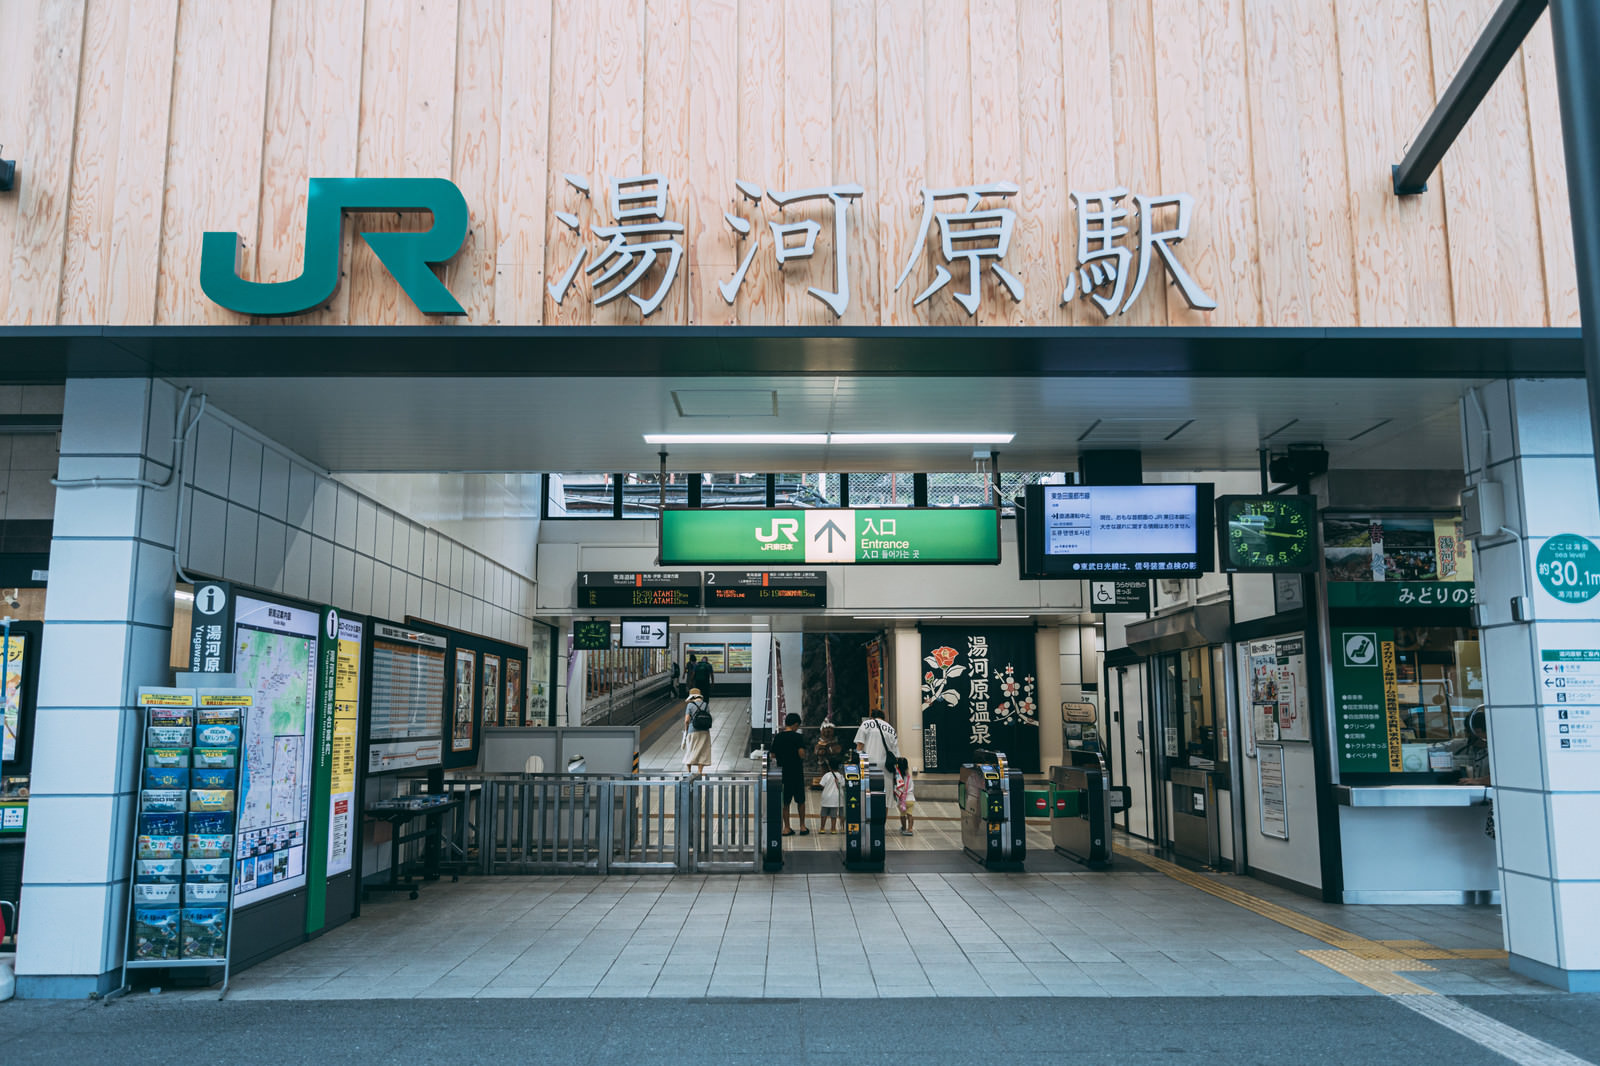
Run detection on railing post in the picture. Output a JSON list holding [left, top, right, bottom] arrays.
[[597, 781, 613, 875]]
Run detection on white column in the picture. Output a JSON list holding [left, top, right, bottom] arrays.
[[16, 380, 178, 997], [1469, 379, 1600, 992]]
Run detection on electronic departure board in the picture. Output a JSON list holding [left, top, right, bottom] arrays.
[[704, 571, 828, 608], [576, 571, 702, 609]]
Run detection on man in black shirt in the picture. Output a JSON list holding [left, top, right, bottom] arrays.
[[691, 655, 715, 707], [771, 712, 809, 836]]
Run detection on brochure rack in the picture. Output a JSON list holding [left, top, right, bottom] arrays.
[[121, 687, 250, 998]]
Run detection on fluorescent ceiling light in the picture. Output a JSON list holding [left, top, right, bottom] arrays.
[[642, 432, 1014, 445], [829, 433, 1015, 445], [642, 433, 826, 445]]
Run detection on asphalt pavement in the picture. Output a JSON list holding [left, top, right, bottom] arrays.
[[4, 995, 1599, 1065]]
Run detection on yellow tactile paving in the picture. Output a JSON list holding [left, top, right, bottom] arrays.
[[1113, 843, 1505, 996]]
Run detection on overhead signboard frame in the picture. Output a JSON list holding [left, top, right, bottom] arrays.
[[704, 570, 828, 608], [659, 508, 1000, 566], [577, 571, 703, 609]]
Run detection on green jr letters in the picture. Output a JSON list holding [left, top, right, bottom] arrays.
[[200, 177, 470, 317]]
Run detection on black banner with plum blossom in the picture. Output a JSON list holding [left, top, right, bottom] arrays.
[[919, 626, 1038, 774]]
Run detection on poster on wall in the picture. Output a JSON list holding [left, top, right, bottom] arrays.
[[504, 658, 524, 728], [367, 623, 446, 772], [684, 643, 726, 673], [1323, 514, 1475, 608], [865, 638, 884, 715], [1244, 636, 1310, 744], [1257, 744, 1288, 839], [1330, 626, 1403, 773], [482, 654, 501, 728], [2, 634, 26, 763], [724, 644, 753, 673], [232, 596, 319, 908], [326, 615, 363, 878], [452, 649, 476, 752], [919, 626, 1038, 773]]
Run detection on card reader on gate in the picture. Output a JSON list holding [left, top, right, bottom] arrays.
[[840, 760, 886, 872]]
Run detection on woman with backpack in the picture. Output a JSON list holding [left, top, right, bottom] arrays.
[[683, 687, 713, 774]]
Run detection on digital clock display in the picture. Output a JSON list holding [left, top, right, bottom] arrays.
[[1217, 495, 1319, 573]]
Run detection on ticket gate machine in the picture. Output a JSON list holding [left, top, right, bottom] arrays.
[[959, 751, 1027, 871], [1050, 750, 1123, 868], [762, 759, 785, 871], [841, 760, 886, 871]]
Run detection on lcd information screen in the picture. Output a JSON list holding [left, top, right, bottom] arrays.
[[1023, 483, 1214, 577], [577, 572, 702, 609], [704, 571, 827, 608], [367, 623, 446, 773]]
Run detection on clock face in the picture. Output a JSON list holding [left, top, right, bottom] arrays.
[[1219, 496, 1318, 572]]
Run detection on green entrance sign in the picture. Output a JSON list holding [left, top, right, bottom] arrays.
[[201, 178, 469, 316], [1536, 534, 1600, 603], [659, 508, 1000, 566]]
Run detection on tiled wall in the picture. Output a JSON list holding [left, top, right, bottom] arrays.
[[177, 396, 535, 645], [0, 384, 66, 523]]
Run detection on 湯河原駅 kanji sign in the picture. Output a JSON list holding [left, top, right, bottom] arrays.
[[200, 174, 1214, 320]]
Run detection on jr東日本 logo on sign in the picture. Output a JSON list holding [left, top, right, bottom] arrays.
[[1536, 534, 1600, 604]]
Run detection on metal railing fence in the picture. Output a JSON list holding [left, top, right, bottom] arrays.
[[404, 771, 764, 875]]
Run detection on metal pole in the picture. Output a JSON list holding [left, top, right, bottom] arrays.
[[1548, 0, 1600, 495], [1392, 0, 1547, 194]]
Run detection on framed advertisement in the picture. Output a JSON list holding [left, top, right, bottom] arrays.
[[482, 653, 501, 728], [452, 649, 476, 753], [683, 643, 726, 672], [505, 658, 524, 727]]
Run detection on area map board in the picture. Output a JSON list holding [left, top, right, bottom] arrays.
[[659, 508, 999, 566]]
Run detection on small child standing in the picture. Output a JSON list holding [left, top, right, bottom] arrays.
[[818, 760, 844, 834], [895, 756, 915, 836]]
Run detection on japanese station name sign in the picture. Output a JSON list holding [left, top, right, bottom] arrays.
[[659, 508, 1000, 566], [201, 175, 1214, 320]]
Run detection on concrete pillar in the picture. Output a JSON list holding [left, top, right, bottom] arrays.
[[16, 379, 178, 997], [1467, 379, 1600, 992]]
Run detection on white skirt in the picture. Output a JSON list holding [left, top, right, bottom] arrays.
[[684, 729, 712, 767]]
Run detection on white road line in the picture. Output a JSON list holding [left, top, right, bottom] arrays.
[[1394, 993, 1594, 1066]]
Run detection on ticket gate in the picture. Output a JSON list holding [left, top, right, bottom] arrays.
[[762, 760, 785, 871], [1050, 751, 1123, 868], [959, 751, 1026, 871], [841, 760, 886, 871]]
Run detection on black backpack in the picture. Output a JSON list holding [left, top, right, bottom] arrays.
[[689, 698, 713, 731], [693, 660, 713, 689]]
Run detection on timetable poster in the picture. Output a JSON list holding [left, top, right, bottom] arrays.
[[367, 624, 446, 772], [452, 649, 476, 752], [233, 597, 319, 907], [327, 616, 363, 878]]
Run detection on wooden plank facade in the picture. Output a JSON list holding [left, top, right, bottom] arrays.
[[0, 0, 1580, 329]]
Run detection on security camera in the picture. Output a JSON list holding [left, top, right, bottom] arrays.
[[0, 149, 14, 193]]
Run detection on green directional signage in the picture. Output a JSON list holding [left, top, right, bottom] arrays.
[[660, 508, 1000, 566], [1536, 534, 1600, 603]]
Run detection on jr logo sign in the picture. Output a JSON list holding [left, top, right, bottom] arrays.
[[200, 178, 470, 317], [754, 518, 799, 549]]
